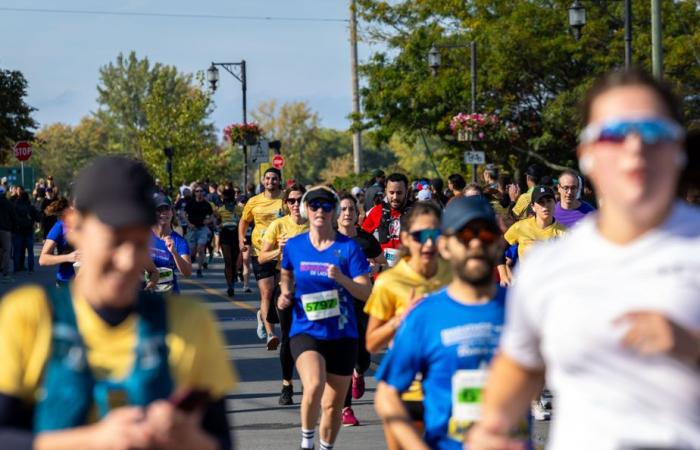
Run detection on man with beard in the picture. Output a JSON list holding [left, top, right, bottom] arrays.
[[373, 196, 515, 450], [362, 173, 411, 268]]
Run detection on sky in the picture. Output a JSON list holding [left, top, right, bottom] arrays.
[[0, 1, 371, 135]]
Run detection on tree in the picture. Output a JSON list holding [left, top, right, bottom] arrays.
[[0, 69, 37, 163], [357, 0, 700, 177]]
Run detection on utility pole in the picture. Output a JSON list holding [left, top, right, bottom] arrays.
[[624, 0, 632, 70], [651, 0, 663, 79], [470, 41, 478, 183], [350, 0, 363, 174]]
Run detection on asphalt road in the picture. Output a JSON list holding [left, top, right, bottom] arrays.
[[1, 248, 549, 449]]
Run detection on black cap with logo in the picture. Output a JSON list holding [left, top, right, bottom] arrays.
[[531, 185, 556, 204]]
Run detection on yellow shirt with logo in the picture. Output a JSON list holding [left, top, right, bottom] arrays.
[[504, 216, 567, 260], [511, 187, 534, 220], [241, 193, 283, 256], [0, 285, 237, 409], [262, 215, 309, 269], [364, 257, 452, 402], [217, 204, 243, 229]]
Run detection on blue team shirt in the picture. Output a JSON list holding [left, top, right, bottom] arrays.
[[376, 287, 507, 450], [46, 220, 75, 282], [150, 231, 190, 293], [281, 232, 370, 340]]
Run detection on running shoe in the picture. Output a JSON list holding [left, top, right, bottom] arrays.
[[196, 269, 203, 278], [244, 287, 252, 293], [531, 400, 551, 421], [351, 372, 365, 400], [540, 389, 553, 410], [279, 384, 294, 405], [202, 262, 208, 269], [267, 334, 279, 351], [256, 310, 267, 340], [342, 407, 360, 427], [226, 287, 235, 297]]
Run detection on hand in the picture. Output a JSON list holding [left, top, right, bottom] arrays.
[[143, 400, 216, 450], [67, 250, 81, 263], [466, 413, 527, 450], [278, 290, 293, 310], [239, 240, 249, 253], [88, 406, 153, 450], [616, 311, 700, 363], [278, 237, 288, 253], [164, 236, 176, 254], [507, 184, 520, 202], [327, 264, 340, 281]]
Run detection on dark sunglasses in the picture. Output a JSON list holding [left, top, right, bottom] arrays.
[[455, 225, 500, 245], [410, 228, 441, 244], [309, 200, 335, 213], [286, 197, 302, 205]]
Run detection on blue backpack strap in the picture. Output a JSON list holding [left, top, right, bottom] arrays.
[[34, 285, 94, 432]]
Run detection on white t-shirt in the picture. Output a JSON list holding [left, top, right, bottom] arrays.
[[501, 202, 700, 450]]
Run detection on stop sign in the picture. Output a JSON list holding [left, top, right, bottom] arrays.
[[272, 154, 285, 170], [14, 141, 32, 162]]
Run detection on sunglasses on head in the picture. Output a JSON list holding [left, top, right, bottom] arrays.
[[410, 228, 441, 244], [309, 200, 335, 213], [286, 197, 302, 205], [579, 118, 684, 146], [454, 224, 499, 245]]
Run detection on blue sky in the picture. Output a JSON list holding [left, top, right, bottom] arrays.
[[0, 1, 371, 134]]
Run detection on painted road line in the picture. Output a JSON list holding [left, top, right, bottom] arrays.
[[181, 278, 257, 313]]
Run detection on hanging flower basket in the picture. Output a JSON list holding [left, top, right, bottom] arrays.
[[223, 123, 263, 146], [450, 113, 499, 142]]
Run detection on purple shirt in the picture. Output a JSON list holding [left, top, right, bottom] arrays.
[[554, 201, 595, 228]]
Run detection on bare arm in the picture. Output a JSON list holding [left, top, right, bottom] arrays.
[[173, 253, 192, 277], [277, 268, 295, 310], [258, 240, 281, 265], [374, 382, 430, 450], [238, 217, 250, 251], [38, 240, 77, 267], [365, 315, 401, 353]]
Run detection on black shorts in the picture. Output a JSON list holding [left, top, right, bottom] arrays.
[[290, 334, 358, 376], [251, 256, 277, 280], [403, 400, 425, 422]]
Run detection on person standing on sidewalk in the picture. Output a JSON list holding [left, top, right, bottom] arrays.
[[239, 167, 284, 350], [0, 186, 16, 283], [11, 190, 40, 274]]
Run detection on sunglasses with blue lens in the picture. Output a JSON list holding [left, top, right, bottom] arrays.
[[579, 118, 684, 146], [309, 200, 335, 213], [409, 228, 441, 244]]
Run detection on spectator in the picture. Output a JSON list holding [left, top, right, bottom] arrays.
[[447, 174, 466, 203], [511, 163, 544, 220], [11, 191, 39, 273], [482, 163, 499, 190], [463, 182, 484, 197], [0, 186, 17, 283], [364, 169, 386, 211], [39, 188, 58, 239]]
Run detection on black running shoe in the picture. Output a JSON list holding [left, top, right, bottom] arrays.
[[279, 384, 293, 405], [202, 262, 208, 269], [227, 287, 235, 297]]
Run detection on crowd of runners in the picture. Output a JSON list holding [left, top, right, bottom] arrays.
[[0, 69, 698, 450]]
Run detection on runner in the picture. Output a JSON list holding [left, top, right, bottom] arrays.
[[364, 201, 452, 449], [149, 194, 192, 294], [362, 172, 412, 269], [38, 198, 78, 286], [239, 167, 284, 350], [336, 193, 386, 427], [0, 156, 236, 450], [185, 185, 214, 278], [553, 169, 595, 228], [258, 183, 308, 404], [278, 186, 372, 450], [468, 69, 700, 450], [215, 188, 242, 297], [374, 196, 518, 450]]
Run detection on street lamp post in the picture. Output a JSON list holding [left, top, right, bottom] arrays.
[[207, 61, 249, 188], [568, 0, 586, 41]]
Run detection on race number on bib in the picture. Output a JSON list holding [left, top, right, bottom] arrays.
[[301, 289, 341, 321], [448, 369, 487, 442], [384, 248, 400, 267]]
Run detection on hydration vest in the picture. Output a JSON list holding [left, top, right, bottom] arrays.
[[34, 286, 173, 432], [375, 202, 413, 245]]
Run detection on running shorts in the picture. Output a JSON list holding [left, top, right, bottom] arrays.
[[290, 334, 358, 376], [251, 256, 277, 280]]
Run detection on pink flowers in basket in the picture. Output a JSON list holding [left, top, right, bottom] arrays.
[[450, 113, 500, 141], [223, 123, 263, 145]]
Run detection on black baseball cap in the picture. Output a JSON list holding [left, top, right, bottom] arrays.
[[441, 196, 497, 235], [531, 185, 556, 204], [74, 156, 157, 228], [304, 187, 337, 204]]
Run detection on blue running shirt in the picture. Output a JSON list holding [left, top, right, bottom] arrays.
[[150, 231, 190, 293], [46, 220, 75, 282], [281, 232, 370, 340], [376, 287, 510, 450]]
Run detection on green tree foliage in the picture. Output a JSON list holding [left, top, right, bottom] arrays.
[[0, 69, 37, 163], [357, 0, 700, 176]]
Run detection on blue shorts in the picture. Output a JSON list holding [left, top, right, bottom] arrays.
[[187, 226, 211, 247]]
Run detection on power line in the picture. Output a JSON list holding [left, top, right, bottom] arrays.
[[0, 6, 349, 23]]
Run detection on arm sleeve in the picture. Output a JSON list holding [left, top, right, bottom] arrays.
[[374, 311, 423, 392], [511, 194, 529, 217], [46, 222, 61, 242], [347, 241, 371, 278], [361, 206, 380, 234]]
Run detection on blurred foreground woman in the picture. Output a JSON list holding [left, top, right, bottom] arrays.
[[468, 70, 700, 450]]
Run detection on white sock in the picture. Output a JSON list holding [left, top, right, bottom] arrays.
[[301, 428, 314, 449], [320, 440, 334, 450]]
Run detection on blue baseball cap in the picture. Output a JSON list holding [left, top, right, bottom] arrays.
[[441, 196, 497, 235]]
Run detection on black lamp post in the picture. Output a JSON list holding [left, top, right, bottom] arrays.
[[207, 61, 249, 188]]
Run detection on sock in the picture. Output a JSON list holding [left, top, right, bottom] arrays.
[[301, 428, 314, 449], [320, 440, 334, 450]]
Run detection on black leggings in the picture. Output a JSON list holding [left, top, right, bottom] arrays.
[[220, 229, 239, 286], [276, 287, 294, 381], [344, 300, 371, 408]]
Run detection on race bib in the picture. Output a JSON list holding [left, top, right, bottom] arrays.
[[384, 248, 400, 267], [301, 289, 341, 321], [448, 369, 487, 442], [145, 267, 175, 292]]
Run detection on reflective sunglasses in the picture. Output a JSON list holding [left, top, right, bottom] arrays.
[[410, 228, 441, 244], [308, 200, 335, 213], [579, 118, 684, 146], [455, 225, 500, 245], [286, 197, 302, 205]]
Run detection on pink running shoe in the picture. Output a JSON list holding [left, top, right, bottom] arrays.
[[342, 407, 359, 427], [351, 372, 365, 400]]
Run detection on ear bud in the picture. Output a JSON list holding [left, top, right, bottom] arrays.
[[675, 152, 688, 169], [578, 155, 594, 175]]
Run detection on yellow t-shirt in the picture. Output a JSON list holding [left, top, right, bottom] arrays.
[[364, 257, 452, 402], [241, 193, 283, 256], [262, 215, 309, 269], [0, 285, 237, 409], [217, 204, 242, 229], [511, 187, 534, 220], [504, 216, 567, 260]]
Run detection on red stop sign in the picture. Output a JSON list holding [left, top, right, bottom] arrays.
[[272, 154, 285, 170], [14, 141, 32, 162]]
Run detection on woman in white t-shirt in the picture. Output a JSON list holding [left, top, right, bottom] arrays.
[[468, 70, 700, 450]]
